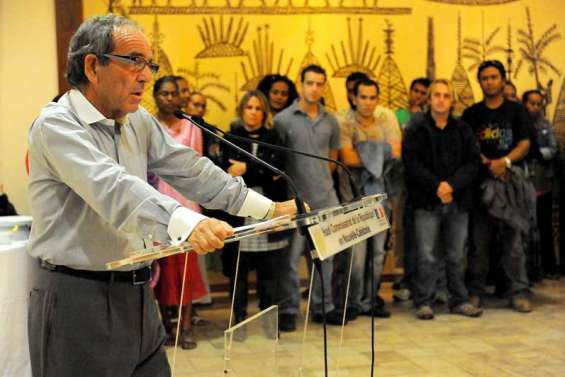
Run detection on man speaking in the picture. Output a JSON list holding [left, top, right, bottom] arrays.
[[27, 14, 296, 377]]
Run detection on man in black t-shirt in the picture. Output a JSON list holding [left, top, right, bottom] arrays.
[[461, 60, 533, 313]]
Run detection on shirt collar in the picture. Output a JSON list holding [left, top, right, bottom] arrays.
[[69, 89, 128, 127], [290, 99, 326, 118]]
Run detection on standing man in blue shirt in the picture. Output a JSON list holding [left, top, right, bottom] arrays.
[[274, 64, 343, 331]]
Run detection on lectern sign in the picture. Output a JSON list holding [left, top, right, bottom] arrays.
[[308, 203, 390, 260]]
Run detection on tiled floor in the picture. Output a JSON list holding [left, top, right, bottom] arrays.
[[166, 279, 565, 377]]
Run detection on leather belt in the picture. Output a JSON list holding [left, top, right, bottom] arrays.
[[40, 259, 152, 285]]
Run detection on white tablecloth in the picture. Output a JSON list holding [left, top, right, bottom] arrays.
[[0, 240, 36, 377]]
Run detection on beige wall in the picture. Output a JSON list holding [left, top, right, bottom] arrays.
[[0, 0, 58, 214]]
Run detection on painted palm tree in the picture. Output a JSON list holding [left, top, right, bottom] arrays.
[[451, 13, 475, 117], [178, 62, 230, 112], [462, 14, 505, 72], [514, 7, 562, 101]]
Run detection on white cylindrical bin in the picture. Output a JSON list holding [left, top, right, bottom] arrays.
[[0, 216, 34, 377]]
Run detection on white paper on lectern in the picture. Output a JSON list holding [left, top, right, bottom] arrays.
[[307, 203, 389, 260]]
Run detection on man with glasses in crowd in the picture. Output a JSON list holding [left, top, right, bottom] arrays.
[[27, 14, 297, 377]]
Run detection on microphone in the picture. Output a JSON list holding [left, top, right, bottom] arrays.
[[173, 109, 309, 216], [184, 115, 362, 199]]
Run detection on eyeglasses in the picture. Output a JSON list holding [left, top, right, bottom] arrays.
[[103, 54, 160, 74]]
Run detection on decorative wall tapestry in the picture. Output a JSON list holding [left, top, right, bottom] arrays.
[[451, 13, 475, 116], [376, 20, 408, 110], [326, 18, 380, 78]]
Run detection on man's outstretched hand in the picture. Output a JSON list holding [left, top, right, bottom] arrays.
[[273, 199, 310, 218], [189, 218, 234, 254]]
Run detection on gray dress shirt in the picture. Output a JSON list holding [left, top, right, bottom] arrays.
[[273, 100, 340, 209], [28, 90, 269, 271]]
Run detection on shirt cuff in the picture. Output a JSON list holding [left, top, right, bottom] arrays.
[[236, 188, 273, 219], [167, 207, 208, 245]]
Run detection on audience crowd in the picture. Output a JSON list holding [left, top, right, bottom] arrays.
[[7, 58, 563, 350]]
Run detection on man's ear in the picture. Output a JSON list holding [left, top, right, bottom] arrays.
[[83, 54, 98, 84]]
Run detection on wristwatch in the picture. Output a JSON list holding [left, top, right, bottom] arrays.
[[504, 157, 512, 169]]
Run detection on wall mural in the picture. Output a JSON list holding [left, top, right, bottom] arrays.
[[195, 15, 249, 58], [376, 20, 408, 110], [142, 16, 174, 114], [178, 62, 231, 110], [239, 24, 293, 90], [425, 0, 518, 4], [451, 13, 475, 117], [462, 13, 505, 72], [126, 1, 412, 15], [95, 0, 563, 135], [426, 17, 436, 80], [326, 18, 380, 78], [554, 77, 565, 144], [513, 7, 561, 107], [295, 21, 337, 111]]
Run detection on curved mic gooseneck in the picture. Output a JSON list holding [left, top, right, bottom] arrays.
[[174, 110, 308, 216], [186, 115, 362, 199]]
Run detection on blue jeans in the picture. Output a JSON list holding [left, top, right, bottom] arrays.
[[348, 232, 387, 312], [402, 201, 447, 294], [279, 231, 335, 315], [413, 204, 470, 308]]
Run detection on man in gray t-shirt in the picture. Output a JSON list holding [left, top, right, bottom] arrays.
[[274, 64, 343, 331]]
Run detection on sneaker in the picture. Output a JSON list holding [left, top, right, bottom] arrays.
[[451, 302, 483, 317], [279, 314, 296, 332], [416, 305, 434, 320], [312, 309, 347, 326], [434, 291, 449, 305], [180, 329, 197, 349], [511, 297, 532, 313], [469, 295, 482, 308], [393, 288, 411, 302]]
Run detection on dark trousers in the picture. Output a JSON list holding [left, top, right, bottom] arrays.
[[232, 249, 283, 321], [468, 205, 529, 298], [413, 204, 470, 308], [28, 267, 170, 377], [537, 192, 557, 275]]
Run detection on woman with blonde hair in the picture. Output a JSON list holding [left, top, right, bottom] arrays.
[[221, 90, 290, 328]]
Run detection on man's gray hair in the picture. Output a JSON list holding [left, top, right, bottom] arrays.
[[66, 14, 143, 88]]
